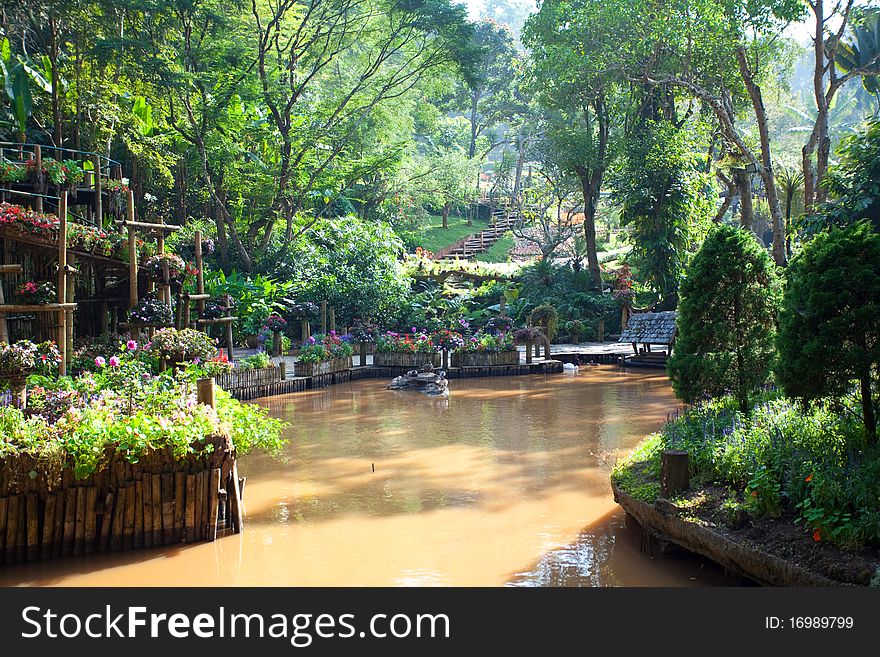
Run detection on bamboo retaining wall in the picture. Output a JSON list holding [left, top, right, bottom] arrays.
[[0, 434, 243, 566]]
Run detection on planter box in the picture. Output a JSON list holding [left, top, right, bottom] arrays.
[[216, 365, 282, 390], [373, 352, 441, 368], [294, 356, 352, 377], [452, 350, 520, 367]]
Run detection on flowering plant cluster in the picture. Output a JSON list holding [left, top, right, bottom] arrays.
[[26, 158, 83, 187], [203, 297, 234, 319], [432, 329, 464, 351], [375, 329, 436, 354], [455, 331, 515, 353], [15, 280, 56, 305], [149, 328, 219, 363], [0, 162, 27, 183], [297, 331, 354, 363], [484, 314, 514, 335], [0, 340, 61, 375], [514, 326, 544, 344], [0, 203, 126, 258], [349, 317, 378, 342], [129, 296, 173, 324], [143, 253, 189, 286], [613, 263, 635, 301], [263, 313, 287, 333]]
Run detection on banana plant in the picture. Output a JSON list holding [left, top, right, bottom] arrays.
[[836, 11, 880, 101], [0, 37, 52, 142]]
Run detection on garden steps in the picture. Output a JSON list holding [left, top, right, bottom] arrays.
[[439, 214, 520, 260]]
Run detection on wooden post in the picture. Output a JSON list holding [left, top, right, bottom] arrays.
[[329, 307, 336, 333], [99, 491, 114, 552], [26, 494, 39, 561], [40, 494, 56, 559], [142, 475, 153, 548], [321, 300, 327, 334], [197, 377, 216, 408], [194, 230, 205, 324], [0, 497, 6, 560], [229, 463, 243, 534], [161, 473, 174, 544], [57, 192, 68, 375], [127, 190, 138, 310], [273, 331, 281, 356], [174, 472, 185, 543], [93, 154, 103, 226], [184, 474, 196, 543], [499, 296, 505, 315], [301, 319, 309, 343], [34, 145, 43, 212], [151, 474, 162, 545], [360, 341, 368, 367], [525, 341, 533, 364], [84, 487, 98, 553], [66, 254, 75, 370], [62, 487, 77, 554], [598, 320, 605, 343], [208, 468, 221, 541], [225, 318, 235, 362], [5, 494, 19, 564], [73, 487, 86, 554], [660, 450, 690, 499]]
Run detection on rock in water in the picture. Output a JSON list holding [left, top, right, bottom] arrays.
[[387, 369, 449, 398]]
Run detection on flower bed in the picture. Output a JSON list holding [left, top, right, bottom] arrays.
[[373, 352, 441, 368], [0, 203, 127, 259], [294, 356, 352, 377], [294, 332, 354, 376]]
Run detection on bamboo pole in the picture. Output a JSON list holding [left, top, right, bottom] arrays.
[[127, 190, 138, 310], [151, 474, 162, 545], [207, 469, 220, 541], [99, 491, 114, 552], [194, 230, 205, 323], [84, 487, 97, 554], [35, 145, 43, 212], [110, 486, 125, 550], [57, 192, 68, 375], [161, 473, 174, 544], [184, 474, 196, 543], [25, 494, 39, 561], [174, 472, 185, 543], [329, 307, 336, 333], [40, 494, 55, 559], [321, 300, 327, 334], [93, 154, 102, 226], [62, 487, 76, 555], [53, 490, 65, 556], [73, 487, 86, 555], [123, 485, 135, 550], [134, 479, 143, 549], [142, 475, 153, 549], [0, 497, 7, 560]]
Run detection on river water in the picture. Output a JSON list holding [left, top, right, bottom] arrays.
[[0, 367, 735, 586]]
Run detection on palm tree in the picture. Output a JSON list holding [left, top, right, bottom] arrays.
[[776, 164, 804, 259], [836, 10, 880, 110]]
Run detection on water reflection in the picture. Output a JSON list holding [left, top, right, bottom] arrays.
[[0, 368, 734, 586]]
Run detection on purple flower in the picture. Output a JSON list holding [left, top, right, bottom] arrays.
[[108, 356, 120, 368], [411, 327, 417, 333], [127, 340, 138, 351], [94, 356, 106, 368], [193, 357, 201, 365]]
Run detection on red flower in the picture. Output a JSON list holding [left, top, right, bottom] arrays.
[[805, 474, 813, 483], [813, 529, 821, 542]]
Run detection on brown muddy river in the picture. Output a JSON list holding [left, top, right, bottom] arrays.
[[0, 367, 736, 586]]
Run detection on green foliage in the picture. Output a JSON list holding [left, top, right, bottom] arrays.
[[668, 224, 781, 413], [149, 328, 218, 362], [477, 232, 514, 263], [275, 216, 411, 327], [776, 223, 880, 441], [529, 303, 559, 339], [615, 392, 880, 549], [816, 119, 880, 233], [612, 120, 714, 308], [237, 352, 272, 371]]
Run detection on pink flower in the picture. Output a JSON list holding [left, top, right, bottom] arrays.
[[108, 356, 121, 367], [94, 356, 106, 367], [127, 340, 138, 351]]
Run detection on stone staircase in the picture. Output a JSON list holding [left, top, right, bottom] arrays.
[[438, 207, 527, 260]]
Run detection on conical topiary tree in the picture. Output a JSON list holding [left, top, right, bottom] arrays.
[[776, 223, 880, 443], [667, 224, 781, 413]]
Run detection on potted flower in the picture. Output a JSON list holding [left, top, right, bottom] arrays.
[[143, 253, 189, 287], [373, 329, 440, 368], [514, 327, 544, 364], [16, 280, 56, 305], [0, 339, 61, 408], [350, 317, 378, 366], [148, 327, 218, 369], [129, 296, 173, 326], [432, 329, 464, 369], [452, 331, 518, 367], [262, 313, 288, 355], [294, 332, 354, 377], [484, 314, 514, 336]]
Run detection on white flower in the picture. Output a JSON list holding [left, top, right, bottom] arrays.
[[121, 177, 130, 185], [144, 193, 157, 203]]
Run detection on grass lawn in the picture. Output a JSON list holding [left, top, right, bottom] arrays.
[[476, 232, 514, 263], [415, 214, 489, 254]]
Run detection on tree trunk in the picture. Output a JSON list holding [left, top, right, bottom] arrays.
[[578, 172, 603, 290], [511, 132, 527, 211], [734, 168, 753, 230], [442, 202, 449, 229], [736, 47, 786, 265], [861, 372, 876, 443]]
